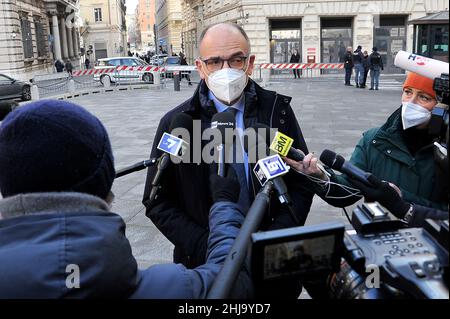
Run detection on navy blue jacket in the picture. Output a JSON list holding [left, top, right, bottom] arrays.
[[0, 193, 245, 298]]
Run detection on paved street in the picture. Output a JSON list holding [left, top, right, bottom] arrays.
[[44, 75, 405, 269]]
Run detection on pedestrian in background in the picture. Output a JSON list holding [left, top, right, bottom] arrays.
[[290, 49, 301, 79], [369, 47, 384, 90], [65, 60, 73, 75], [54, 59, 64, 73], [85, 58, 90, 70], [352, 45, 364, 88], [360, 50, 370, 89], [344, 46, 353, 86], [180, 54, 192, 86]]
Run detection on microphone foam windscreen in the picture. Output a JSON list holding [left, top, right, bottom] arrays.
[[320, 149, 339, 169]]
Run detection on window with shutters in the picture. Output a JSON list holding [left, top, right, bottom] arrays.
[[20, 13, 33, 59]]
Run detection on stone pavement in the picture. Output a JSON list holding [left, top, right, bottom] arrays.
[[43, 75, 406, 269]]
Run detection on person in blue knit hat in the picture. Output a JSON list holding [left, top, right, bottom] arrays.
[[0, 99, 249, 298]]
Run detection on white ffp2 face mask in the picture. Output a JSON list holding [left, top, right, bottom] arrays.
[[206, 68, 248, 104], [401, 101, 432, 130]]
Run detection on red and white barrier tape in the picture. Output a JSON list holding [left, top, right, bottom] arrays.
[[259, 63, 344, 69], [72, 65, 165, 77]]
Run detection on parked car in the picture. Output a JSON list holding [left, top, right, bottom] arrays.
[[162, 56, 181, 78], [150, 54, 168, 66], [0, 74, 31, 101], [93, 57, 154, 84]]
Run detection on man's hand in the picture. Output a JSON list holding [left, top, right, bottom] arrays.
[[349, 175, 411, 218], [209, 166, 240, 203], [284, 152, 327, 180]]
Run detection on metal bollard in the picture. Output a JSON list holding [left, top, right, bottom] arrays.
[[31, 84, 40, 101], [68, 78, 75, 93], [153, 71, 160, 86], [174, 71, 180, 91]]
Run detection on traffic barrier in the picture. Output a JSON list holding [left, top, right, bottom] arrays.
[[260, 63, 344, 70], [72, 65, 165, 77]]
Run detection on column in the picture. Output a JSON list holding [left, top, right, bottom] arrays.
[[66, 21, 74, 58], [60, 16, 69, 59], [72, 27, 79, 57], [51, 14, 62, 61]]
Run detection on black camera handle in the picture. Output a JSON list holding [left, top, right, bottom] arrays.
[[207, 181, 274, 299]]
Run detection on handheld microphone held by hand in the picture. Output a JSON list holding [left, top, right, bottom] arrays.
[[320, 149, 374, 187], [249, 122, 305, 161], [149, 112, 193, 202], [394, 51, 449, 80], [245, 126, 293, 206], [211, 112, 235, 177]]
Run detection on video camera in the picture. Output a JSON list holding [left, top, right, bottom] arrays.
[[251, 202, 449, 299]]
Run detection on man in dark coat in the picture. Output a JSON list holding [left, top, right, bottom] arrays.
[[353, 45, 365, 88], [65, 59, 73, 75], [55, 59, 64, 72], [143, 22, 314, 298], [0, 99, 250, 298], [369, 47, 384, 90], [290, 49, 301, 79], [343, 46, 354, 86]]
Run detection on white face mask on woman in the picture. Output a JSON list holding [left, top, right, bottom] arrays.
[[206, 68, 248, 104], [401, 101, 432, 130]]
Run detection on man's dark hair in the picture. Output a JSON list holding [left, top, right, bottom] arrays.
[[199, 22, 251, 52]]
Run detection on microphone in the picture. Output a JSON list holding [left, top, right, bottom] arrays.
[[245, 122, 304, 160], [320, 149, 373, 187], [251, 123, 329, 176], [149, 112, 193, 202], [211, 112, 235, 177], [394, 51, 449, 80], [244, 126, 292, 205], [115, 158, 158, 178]]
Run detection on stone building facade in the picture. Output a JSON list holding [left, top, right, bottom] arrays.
[[0, 0, 81, 81], [79, 0, 127, 62], [156, 0, 182, 55], [181, 0, 448, 74]]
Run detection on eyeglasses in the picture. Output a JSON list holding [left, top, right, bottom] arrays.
[[200, 56, 248, 72]]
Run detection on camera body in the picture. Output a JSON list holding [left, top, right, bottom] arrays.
[[250, 203, 449, 299]]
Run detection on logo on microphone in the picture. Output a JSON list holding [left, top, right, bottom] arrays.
[[211, 121, 234, 129], [157, 133, 188, 158], [253, 154, 289, 185], [269, 132, 294, 157], [407, 54, 428, 66]]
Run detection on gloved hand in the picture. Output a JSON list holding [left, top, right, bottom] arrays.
[[349, 174, 411, 218], [209, 166, 240, 203]]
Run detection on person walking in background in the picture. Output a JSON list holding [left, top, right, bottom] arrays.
[[344, 46, 353, 86], [85, 58, 90, 70], [65, 60, 73, 76], [360, 50, 370, 89], [369, 47, 384, 90], [352, 45, 365, 88], [180, 54, 193, 86], [54, 59, 64, 73], [290, 49, 301, 79]]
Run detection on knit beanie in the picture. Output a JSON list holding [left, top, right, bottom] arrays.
[[402, 72, 436, 99], [0, 99, 115, 199]]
